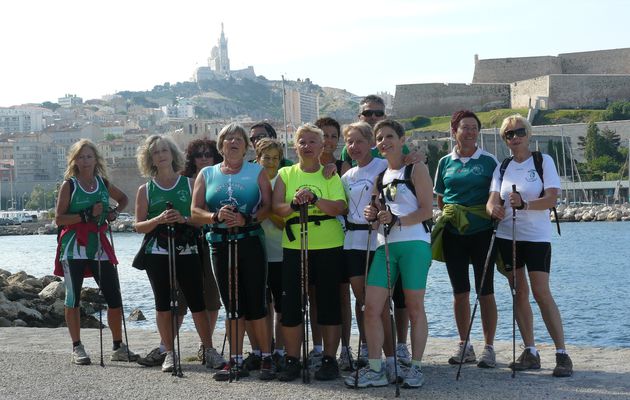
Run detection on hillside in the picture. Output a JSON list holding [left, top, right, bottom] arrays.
[[400, 108, 529, 133], [116, 77, 359, 123]]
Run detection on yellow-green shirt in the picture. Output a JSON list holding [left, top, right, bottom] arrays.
[[278, 164, 346, 250]]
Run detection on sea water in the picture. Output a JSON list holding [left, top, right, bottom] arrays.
[[1, 222, 628, 348]]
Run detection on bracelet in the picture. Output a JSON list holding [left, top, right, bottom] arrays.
[[211, 212, 220, 224]]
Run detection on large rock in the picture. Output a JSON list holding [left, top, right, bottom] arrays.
[[0, 298, 43, 320], [81, 288, 105, 304], [39, 281, 65, 301], [128, 308, 146, 321], [6, 271, 30, 285], [0, 269, 11, 278], [3, 285, 38, 301], [0, 316, 11, 327]]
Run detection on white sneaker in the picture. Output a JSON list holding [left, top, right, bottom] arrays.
[[205, 346, 227, 369], [110, 343, 139, 362], [448, 343, 476, 365], [162, 351, 176, 373], [385, 360, 403, 384], [344, 366, 388, 388], [477, 345, 496, 368], [400, 364, 424, 389], [72, 344, 91, 365], [396, 343, 411, 366]]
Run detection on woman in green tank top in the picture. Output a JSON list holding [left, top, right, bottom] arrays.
[[54, 139, 137, 365]]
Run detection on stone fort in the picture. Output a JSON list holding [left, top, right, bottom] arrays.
[[394, 47, 630, 118]]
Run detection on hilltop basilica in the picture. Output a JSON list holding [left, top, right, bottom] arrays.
[[192, 24, 256, 82]]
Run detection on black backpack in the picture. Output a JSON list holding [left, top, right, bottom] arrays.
[[376, 164, 433, 233], [499, 151, 561, 235]]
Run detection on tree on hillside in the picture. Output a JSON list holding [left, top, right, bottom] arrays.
[[41, 101, 60, 112], [602, 100, 630, 121], [426, 141, 449, 179]]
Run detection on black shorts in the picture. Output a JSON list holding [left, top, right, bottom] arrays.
[[267, 261, 283, 313], [343, 249, 373, 281], [62, 259, 122, 309], [496, 239, 552, 273], [443, 228, 496, 296], [211, 235, 268, 321], [281, 247, 343, 327]]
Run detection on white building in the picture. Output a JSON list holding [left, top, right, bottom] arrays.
[[0, 107, 50, 134], [285, 89, 319, 125], [58, 94, 83, 108]]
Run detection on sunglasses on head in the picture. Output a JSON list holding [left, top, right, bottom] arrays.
[[193, 151, 213, 159], [504, 128, 527, 140], [361, 110, 385, 118]]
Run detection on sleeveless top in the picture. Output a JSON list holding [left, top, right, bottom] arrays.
[[376, 167, 430, 246], [58, 176, 110, 261], [202, 162, 263, 243], [144, 175, 196, 255]]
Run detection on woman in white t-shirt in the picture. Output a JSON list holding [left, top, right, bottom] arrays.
[[486, 114, 572, 378]]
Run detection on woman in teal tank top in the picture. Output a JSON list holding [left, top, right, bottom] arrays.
[[54, 139, 137, 365], [134, 135, 215, 373]]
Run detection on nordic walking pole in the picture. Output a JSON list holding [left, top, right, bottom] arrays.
[[511, 184, 517, 379], [95, 204, 105, 368], [107, 222, 131, 362], [166, 201, 183, 377], [299, 203, 311, 384], [231, 224, 240, 382], [355, 194, 377, 389], [381, 197, 400, 398], [456, 219, 499, 380]]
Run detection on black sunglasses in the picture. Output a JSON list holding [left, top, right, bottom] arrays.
[[193, 151, 214, 159], [361, 110, 385, 118], [504, 128, 527, 140], [250, 134, 268, 142]]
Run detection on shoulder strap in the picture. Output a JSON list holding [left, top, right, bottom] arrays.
[[499, 156, 513, 182], [532, 151, 545, 197], [403, 164, 416, 196]]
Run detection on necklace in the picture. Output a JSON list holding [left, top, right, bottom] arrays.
[[79, 177, 97, 191]]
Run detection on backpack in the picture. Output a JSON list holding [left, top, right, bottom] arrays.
[[376, 164, 433, 233], [499, 151, 561, 235]]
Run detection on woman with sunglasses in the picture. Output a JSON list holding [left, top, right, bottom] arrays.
[[432, 110, 499, 369], [486, 114, 572, 378], [360, 119, 433, 389]]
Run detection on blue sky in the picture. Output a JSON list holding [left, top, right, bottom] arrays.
[[1, 0, 629, 107]]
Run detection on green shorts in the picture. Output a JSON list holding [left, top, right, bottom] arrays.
[[367, 240, 431, 290]]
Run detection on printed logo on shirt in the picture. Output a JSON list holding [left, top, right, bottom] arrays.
[[470, 164, 484, 175], [526, 169, 538, 182]]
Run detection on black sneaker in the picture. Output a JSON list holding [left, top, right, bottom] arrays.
[[277, 356, 302, 382], [315, 355, 340, 381], [243, 352, 262, 371], [552, 353, 573, 377], [272, 352, 286, 373], [214, 359, 250, 381], [259, 355, 277, 381]]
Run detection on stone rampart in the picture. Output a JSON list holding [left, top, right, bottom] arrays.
[[511, 76, 551, 109], [548, 74, 630, 109], [559, 48, 630, 75], [393, 83, 510, 118], [473, 56, 561, 83]]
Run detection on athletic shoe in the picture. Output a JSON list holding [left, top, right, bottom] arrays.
[[477, 345, 496, 368], [552, 353, 573, 377], [338, 347, 354, 371], [72, 344, 91, 365], [509, 348, 541, 371], [344, 366, 388, 388], [448, 343, 476, 365], [162, 351, 175, 373], [259, 355, 277, 381], [385, 360, 403, 384], [400, 364, 424, 389], [214, 359, 250, 381], [307, 349, 323, 369], [396, 343, 412, 366], [243, 352, 262, 371], [110, 343, 139, 362], [136, 347, 166, 367], [205, 347, 227, 369], [272, 352, 286, 373], [315, 355, 340, 380], [277, 356, 302, 382]]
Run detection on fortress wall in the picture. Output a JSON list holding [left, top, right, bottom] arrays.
[[472, 56, 561, 83], [548, 75, 630, 109], [393, 83, 510, 118], [510, 76, 551, 108], [559, 48, 630, 74]]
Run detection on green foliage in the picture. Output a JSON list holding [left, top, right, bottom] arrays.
[[408, 116, 431, 129], [577, 123, 627, 181], [601, 100, 630, 121], [406, 108, 528, 132], [41, 101, 60, 112], [26, 185, 56, 210], [534, 109, 605, 125], [425, 142, 450, 178], [104, 133, 121, 141]]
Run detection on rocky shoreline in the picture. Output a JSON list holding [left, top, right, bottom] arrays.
[[0, 269, 110, 328]]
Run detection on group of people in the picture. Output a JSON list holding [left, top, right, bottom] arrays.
[[54, 94, 573, 392]]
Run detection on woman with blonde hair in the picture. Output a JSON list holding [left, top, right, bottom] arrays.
[[272, 123, 347, 382], [486, 115, 572, 377], [55, 138, 138, 365], [134, 134, 215, 374]]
